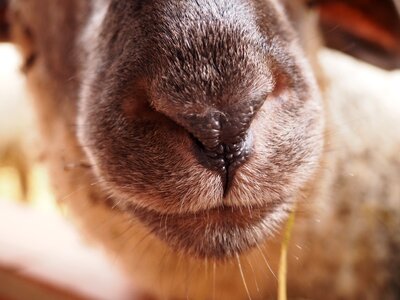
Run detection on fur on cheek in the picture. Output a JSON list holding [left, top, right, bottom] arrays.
[[79, 117, 226, 214], [225, 88, 324, 209]]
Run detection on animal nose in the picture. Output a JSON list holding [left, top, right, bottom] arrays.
[[192, 135, 252, 195], [187, 114, 253, 195]]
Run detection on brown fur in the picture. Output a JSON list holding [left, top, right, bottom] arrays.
[[2, 0, 399, 299]]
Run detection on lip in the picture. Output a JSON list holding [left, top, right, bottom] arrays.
[[127, 201, 284, 259]]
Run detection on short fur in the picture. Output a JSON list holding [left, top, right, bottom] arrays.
[[2, 0, 400, 299]]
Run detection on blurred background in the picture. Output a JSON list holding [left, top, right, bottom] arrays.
[[0, 0, 399, 299], [0, 44, 135, 300], [0, 44, 54, 208]]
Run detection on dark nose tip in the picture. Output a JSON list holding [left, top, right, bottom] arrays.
[[192, 135, 252, 196], [181, 111, 255, 195]]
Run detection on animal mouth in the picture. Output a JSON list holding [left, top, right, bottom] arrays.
[[128, 201, 284, 259]]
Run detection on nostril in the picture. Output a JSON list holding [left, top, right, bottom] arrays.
[[190, 133, 252, 196], [191, 136, 225, 170]]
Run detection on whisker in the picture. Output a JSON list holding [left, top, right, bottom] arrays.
[[236, 254, 252, 300], [256, 243, 277, 281], [246, 256, 260, 296], [212, 260, 216, 300], [60, 184, 89, 203]]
